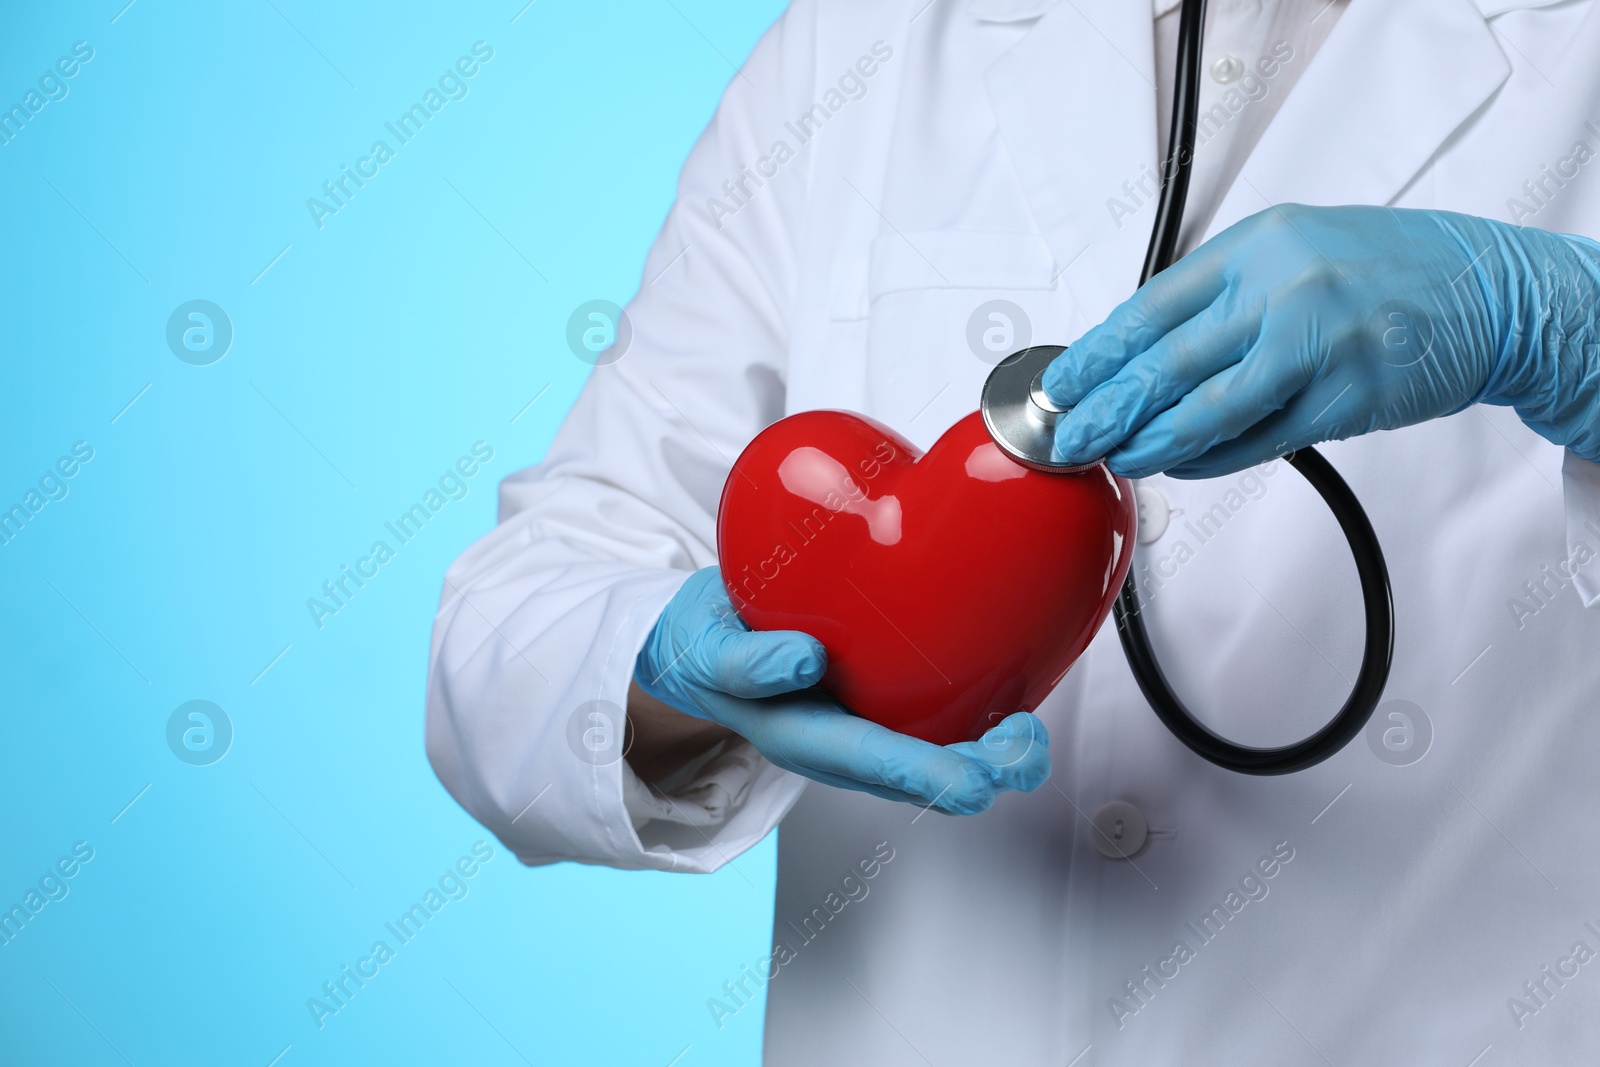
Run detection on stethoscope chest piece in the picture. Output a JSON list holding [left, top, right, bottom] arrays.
[[980, 345, 1102, 474], [974, 0, 1393, 776]]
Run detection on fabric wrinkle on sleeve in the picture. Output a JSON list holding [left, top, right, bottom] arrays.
[[423, 2, 825, 874]]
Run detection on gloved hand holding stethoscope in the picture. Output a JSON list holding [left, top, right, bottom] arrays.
[[643, 207, 1600, 807], [1041, 204, 1600, 482], [636, 0, 1600, 810]]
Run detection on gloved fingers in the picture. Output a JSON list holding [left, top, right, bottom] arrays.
[[709, 695, 1050, 815], [787, 748, 1035, 817], [944, 712, 1053, 794], [1041, 231, 1238, 409], [717, 695, 957, 800], [853, 712, 1051, 814], [644, 568, 828, 700], [1160, 372, 1384, 478], [701, 623, 828, 699], [759, 758, 940, 810], [1102, 314, 1322, 477], [1159, 421, 1301, 480], [1051, 293, 1258, 468]]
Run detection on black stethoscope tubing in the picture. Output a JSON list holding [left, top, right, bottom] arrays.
[[1112, 0, 1395, 774]]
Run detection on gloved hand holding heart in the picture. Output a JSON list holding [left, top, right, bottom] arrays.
[[716, 409, 1137, 746]]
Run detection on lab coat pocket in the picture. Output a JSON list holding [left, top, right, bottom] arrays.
[[860, 230, 1078, 448]]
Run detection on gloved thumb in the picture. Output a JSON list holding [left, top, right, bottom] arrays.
[[703, 626, 828, 699]]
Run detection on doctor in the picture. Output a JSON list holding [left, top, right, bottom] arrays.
[[426, 0, 1600, 1061]]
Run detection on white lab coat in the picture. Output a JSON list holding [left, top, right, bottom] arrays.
[[425, 0, 1600, 1061]]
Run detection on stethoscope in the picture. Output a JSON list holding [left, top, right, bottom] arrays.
[[979, 0, 1394, 775]]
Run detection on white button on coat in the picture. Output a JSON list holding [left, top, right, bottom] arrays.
[[1090, 801, 1150, 858], [1210, 53, 1245, 83], [1134, 483, 1171, 543]]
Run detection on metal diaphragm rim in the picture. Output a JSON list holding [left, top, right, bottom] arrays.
[[980, 345, 1101, 474]]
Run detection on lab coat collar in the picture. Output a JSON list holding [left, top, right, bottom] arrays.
[[982, 0, 1160, 328], [981, 0, 1519, 328], [1469, 0, 1572, 14], [964, 0, 1568, 23], [965, 0, 1058, 21], [965, 0, 1184, 23], [1199, 0, 1511, 247]]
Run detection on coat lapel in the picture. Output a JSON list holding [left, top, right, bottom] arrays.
[[1203, 0, 1513, 240], [982, 0, 1160, 328], [978, 0, 1535, 328]]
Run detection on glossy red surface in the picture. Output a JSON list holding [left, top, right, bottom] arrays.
[[716, 409, 1137, 746]]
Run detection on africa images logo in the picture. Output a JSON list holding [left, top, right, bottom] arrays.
[[704, 41, 893, 229], [305, 843, 495, 1030], [1106, 842, 1296, 1029], [305, 442, 494, 629], [0, 40, 94, 148], [305, 42, 495, 230]]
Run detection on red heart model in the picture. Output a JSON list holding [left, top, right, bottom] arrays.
[[716, 409, 1137, 747]]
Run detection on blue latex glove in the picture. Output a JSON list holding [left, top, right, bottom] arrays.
[[634, 568, 1050, 815], [1042, 205, 1600, 478]]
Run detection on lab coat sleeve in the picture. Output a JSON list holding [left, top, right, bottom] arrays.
[[424, 3, 823, 873], [1562, 449, 1600, 607]]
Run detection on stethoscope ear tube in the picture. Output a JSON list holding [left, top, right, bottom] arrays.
[[976, 0, 1394, 772], [1102, 0, 1396, 772], [1114, 448, 1395, 774]]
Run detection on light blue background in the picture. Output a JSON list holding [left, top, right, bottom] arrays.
[[0, 2, 785, 1064]]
